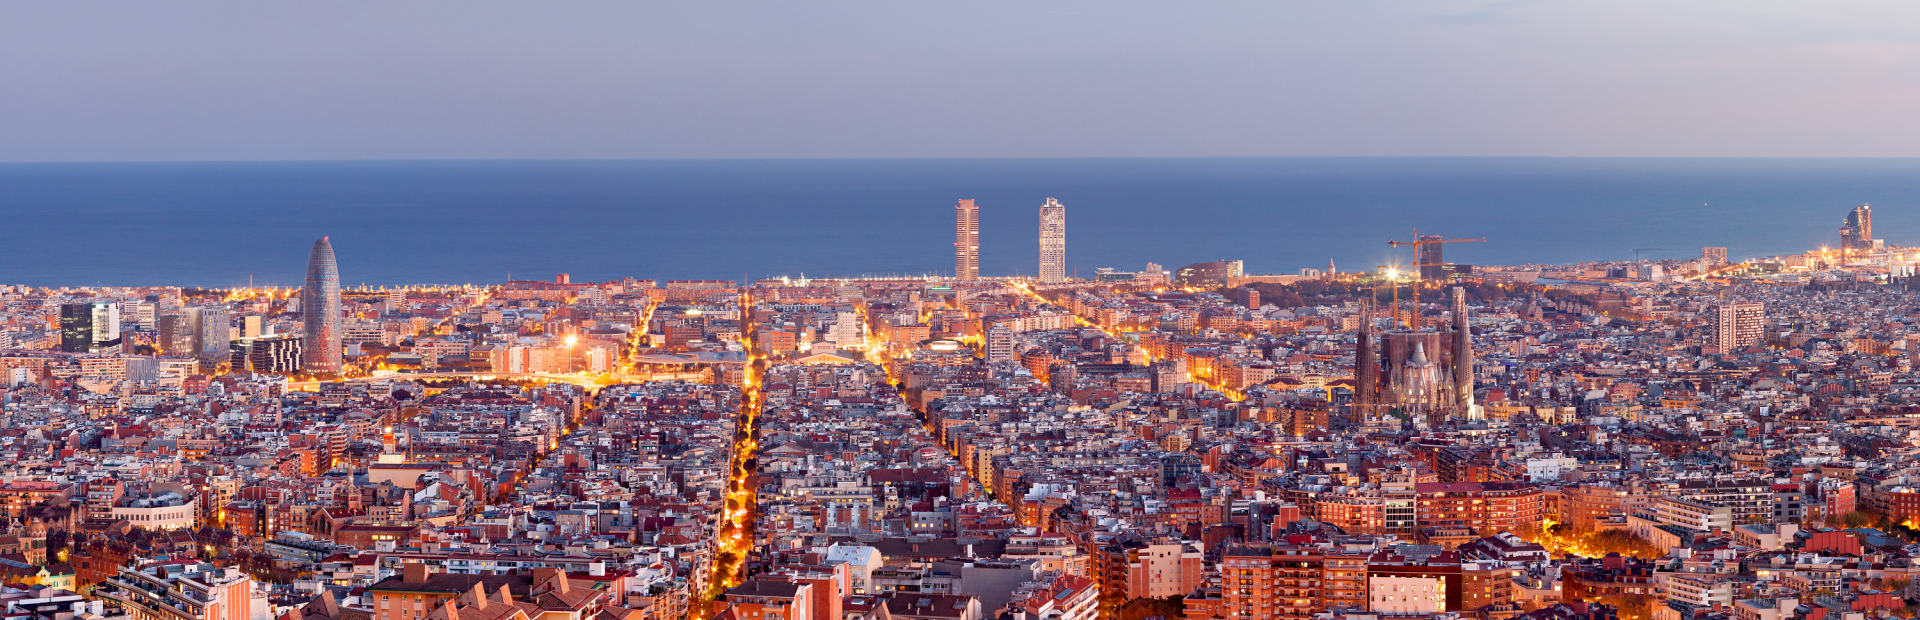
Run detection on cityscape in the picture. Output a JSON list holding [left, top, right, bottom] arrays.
[[11, 3, 1920, 620], [3, 198, 1918, 620]]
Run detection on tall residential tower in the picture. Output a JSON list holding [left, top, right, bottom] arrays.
[[1038, 197, 1066, 283], [303, 237, 343, 375], [955, 199, 979, 280]]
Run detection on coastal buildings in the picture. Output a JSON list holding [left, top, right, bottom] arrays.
[[1038, 198, 1065, 284], [1841, 204, 1873, 252], [9, 225, 1920, 620], [304, 236, 343, 375], [1702, 246, 1728, 265], [955, 200, 979, 281]]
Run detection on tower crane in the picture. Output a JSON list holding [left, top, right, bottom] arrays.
[[1386, 230, 1485, 331]]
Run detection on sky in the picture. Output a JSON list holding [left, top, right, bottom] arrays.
[[4, 1, 1920, 161]]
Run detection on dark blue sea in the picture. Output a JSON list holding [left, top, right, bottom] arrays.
[[3, 158, 1918, 288]]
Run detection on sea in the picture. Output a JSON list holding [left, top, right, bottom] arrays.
[[3, 157, 1919, 289]]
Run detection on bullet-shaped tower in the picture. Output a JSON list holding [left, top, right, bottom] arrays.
[[303, 237, 343, 375]]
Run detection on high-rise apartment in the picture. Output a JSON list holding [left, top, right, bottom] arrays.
[[986, 323, 1014, 363], [303, 237, 343, 374], [1709, 302, 1766, 352], [954, 199, 979, 280], [1840, 204, 1873, 252], [1701, 247, 1728, 265], [1039, 197, 1066, 284], [157, 314, 188, 354], [1216, 543, 1371, 620], [184, 306, 231, 369]]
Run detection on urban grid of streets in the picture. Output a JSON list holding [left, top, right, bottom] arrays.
[[11, 216, 1920, 620]]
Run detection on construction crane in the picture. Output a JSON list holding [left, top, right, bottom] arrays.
[[1386, 230, 1485, 330], [1631, 248, 1663, 262]]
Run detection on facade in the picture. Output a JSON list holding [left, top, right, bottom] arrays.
[[94, 564, 253, 620], [1650, 496, 1733, 532], [246, 335, 305, 374], [184, 306, 231, 371], [724, 579, 816, 620], [59, 302, 121, 354], [304, 236, 344, 375], [1038, 197, 1066, 284], [1702, 247, 1729, 265], [1415, 481, 1545, 535], [985, 324, 1014, 364], [58, 303, 94, 353], [1840, 204, 1873, 252], [110, 495, 199, 530], [1173, 261, 1234, 290], [955, 199, 979, 281], [1708, 303, 1766, 352]]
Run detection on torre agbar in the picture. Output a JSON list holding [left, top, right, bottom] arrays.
[[302, 236, 343, 374]]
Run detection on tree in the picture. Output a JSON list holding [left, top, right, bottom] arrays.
[[1118, 596, 1187, 620], [1594, 594, 1655, 620], [1585, 530, 1663, 559]]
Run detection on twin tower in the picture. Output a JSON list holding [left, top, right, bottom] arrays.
[[955, 198, 1067, 283]]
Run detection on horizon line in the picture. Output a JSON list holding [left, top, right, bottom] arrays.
[[9, 154, 1920, 165]]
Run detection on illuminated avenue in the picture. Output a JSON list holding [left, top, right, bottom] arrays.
[[9, 203, 1920, 620]]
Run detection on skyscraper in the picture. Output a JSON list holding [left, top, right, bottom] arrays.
[[1038, 197, 1066, 284], [184, 306, 230, 367], [58, 303, 94, 353], [303, 237, 343, 375], [59, 302, 121, 354], [1841, 204, 1873, 253], [1709, 302, 1766, 352], [954, 199, 979, 280]]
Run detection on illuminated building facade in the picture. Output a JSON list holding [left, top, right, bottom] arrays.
[[60, 302, 121, 354], [245, 335, 304, 374], [1841, 204, 1873, 252], [303, 236, 342, 374], [1708, 302, 1765, 352], [1173, 260, 1233, 289], [184, 306, 231, 372], [955, 199, 979, 280], [1039, 197, 1066, 283]]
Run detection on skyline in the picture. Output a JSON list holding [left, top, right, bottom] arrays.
[[4, 157, 1918, 288], [6, 2, 1920, 161], [14, 4, 1920, 620]]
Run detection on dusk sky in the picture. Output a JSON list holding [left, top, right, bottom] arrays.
[[4, 1, 1919, 161]]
